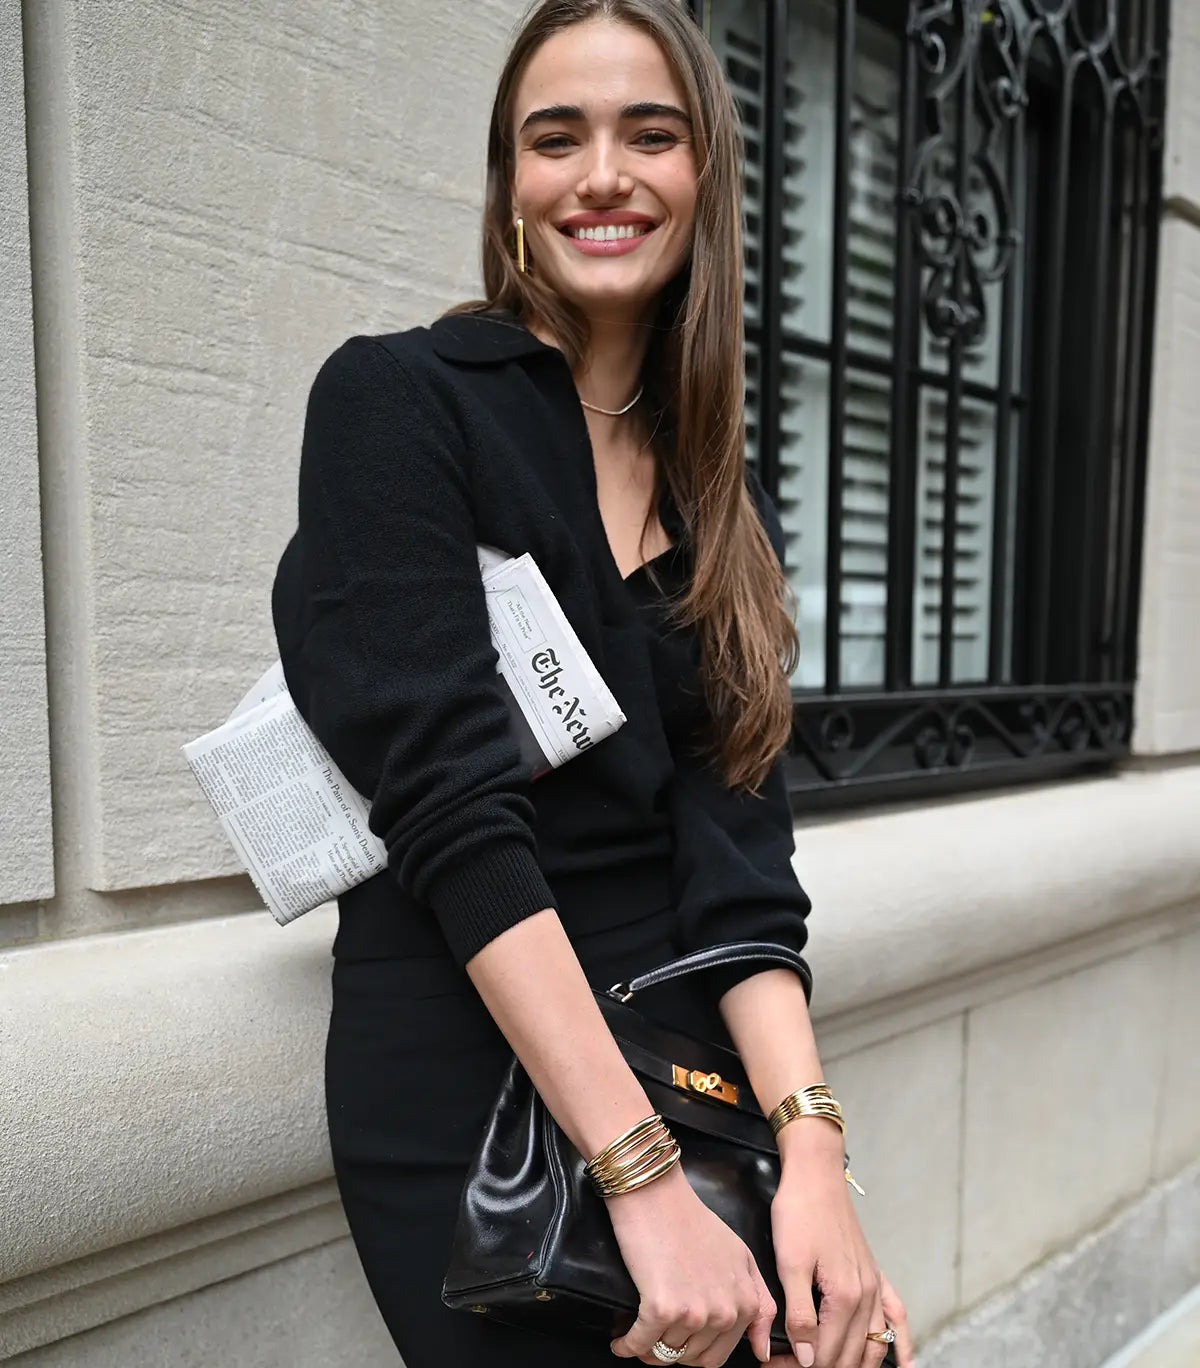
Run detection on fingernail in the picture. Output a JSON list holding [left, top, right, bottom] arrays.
[[794, 1343, 815, 1368]]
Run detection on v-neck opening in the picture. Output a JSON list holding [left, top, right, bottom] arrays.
[[619, 540, 677, 585], [548, 349, 685, 595]]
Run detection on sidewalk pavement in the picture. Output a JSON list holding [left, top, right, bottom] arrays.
[[1099, 1285, 1200, 1368]]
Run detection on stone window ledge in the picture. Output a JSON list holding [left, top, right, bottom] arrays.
[[797, 764, 1200, 1021], [2, 764, 1197, 1312]]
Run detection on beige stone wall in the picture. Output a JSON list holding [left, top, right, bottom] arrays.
[[15, 0, 528, 944], [1135, 0, 1200, 755], [0, 0, 54, 916], [2, 1, 1199, 1366], [4, 1242, 395, 1368]]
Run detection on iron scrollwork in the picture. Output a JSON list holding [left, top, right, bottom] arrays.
[[905, 0, 1020, 349], [792, 686, 1131, 790], [903, 0, 1162, 351]]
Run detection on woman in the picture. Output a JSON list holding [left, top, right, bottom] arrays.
[[272, 2, 913, 1366]]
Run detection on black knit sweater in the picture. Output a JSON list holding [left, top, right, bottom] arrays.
[[271, 311, 812, 1003]]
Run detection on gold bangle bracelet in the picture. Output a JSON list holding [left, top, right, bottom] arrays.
[[587, 1134, 676, 1187], [584, 1114, 681, 1197], [593, 1143, 681, 1196], [586, 1115, 660, 1163], [590, 1118, 661, 1164], [768, 1089, 864, 1195], [769, 1102, 845, 1136], [768, 1085, 847, 1137], [585, 1115, 663, 1178]]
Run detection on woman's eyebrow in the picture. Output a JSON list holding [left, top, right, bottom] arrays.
[[518, 101, 692, 134], [621, 101, 691, 124], [519, 103, 584, 133]]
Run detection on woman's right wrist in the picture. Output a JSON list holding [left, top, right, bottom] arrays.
[[585, 1112, 681, 1198], [603, 1157, 692, 1215]]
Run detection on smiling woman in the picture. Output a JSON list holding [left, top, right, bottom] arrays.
[[459, 3, 804, 783], [271, 3, 911, 1368], [510, 24, 699, 346]]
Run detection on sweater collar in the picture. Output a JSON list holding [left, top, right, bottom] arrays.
[[430, 308, 689, 552], [429, 310, 559, 366]]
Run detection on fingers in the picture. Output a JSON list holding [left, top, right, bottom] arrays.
[[680, 1268, 772, 1367], [646, 1303, 711, 1365], [610, 1304, 669, 1360], [880, 1274, 915, 1368], [607, 1302, 673, 1357], [810, 1268, 911, 1368], [745, 1263, 778, 1366], [779, 1267, 818, 1367], [861, 1286, 892, 1368], [611, 1279, 770, 1367], [698, 1279, 773, 1368], [814, 1265, 879, 1368], [681, 1300, 746, 1367]]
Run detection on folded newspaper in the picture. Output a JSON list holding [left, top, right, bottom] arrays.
[[182, 547, 625, 925]]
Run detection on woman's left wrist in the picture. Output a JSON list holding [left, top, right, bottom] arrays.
[[775, 1114, 846, 1172], [767, 1083, 846, 1167]]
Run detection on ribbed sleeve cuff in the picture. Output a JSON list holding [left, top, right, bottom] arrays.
[[425, 840, 558, 967]]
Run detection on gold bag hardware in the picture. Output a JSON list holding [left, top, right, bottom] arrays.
[[671, 1064, 738, 1106]]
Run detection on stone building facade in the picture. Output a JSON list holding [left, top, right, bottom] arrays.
[[2, 2, 1198, 1364]]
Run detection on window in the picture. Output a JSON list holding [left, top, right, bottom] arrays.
[[694, 0, 1169, 803]]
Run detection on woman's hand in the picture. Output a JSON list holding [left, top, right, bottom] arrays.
[[759, 1274, 913, 1368], [769, 1127, 914, 1368], [607, 1163, 777, 1366], [715, 968, 915, 1367]]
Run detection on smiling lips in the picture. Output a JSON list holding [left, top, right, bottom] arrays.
[[559, 217, 657, 256]]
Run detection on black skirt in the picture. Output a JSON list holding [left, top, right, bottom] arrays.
[[326, 896, 764, 1367]]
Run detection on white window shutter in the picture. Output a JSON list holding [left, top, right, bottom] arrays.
[[710, 2, 766, 332], [839, 24, 900, 686], [711, 2, 1000, 688], [912, 396, 996, 683]]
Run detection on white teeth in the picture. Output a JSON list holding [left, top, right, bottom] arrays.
[[567, 223, 651, 240]]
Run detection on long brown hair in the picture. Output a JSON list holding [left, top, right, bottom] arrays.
[[451, 0, 798, 791]]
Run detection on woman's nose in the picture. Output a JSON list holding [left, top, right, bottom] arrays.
[[577, 138, 630, 201]]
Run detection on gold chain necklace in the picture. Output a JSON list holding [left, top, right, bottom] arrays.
[[579, 385, 644, 417]]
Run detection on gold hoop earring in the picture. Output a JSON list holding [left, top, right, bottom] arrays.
[[515, 216, 527, 275]]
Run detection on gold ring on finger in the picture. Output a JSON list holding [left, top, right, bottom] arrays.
[[866, 1325, 896, 1344]]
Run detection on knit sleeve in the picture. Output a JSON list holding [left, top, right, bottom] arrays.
[[668, 471, 813, 1005], [272, 335, 556, 965]]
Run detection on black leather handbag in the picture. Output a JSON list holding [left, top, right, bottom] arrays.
[[442, 941, 897, 1365]]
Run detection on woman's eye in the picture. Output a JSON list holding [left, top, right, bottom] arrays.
[[530, 128, 680, 153], [634, 129, 679, 148]]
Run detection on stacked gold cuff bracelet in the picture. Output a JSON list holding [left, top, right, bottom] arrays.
[[767, 1083, 845, 1137], [767, 1084, 865, 1195], [584, 1114, 681, 1197]]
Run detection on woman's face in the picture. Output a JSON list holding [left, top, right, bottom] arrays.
[[511, 19, 699, 323]]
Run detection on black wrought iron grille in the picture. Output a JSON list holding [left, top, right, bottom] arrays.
[[692, 0, 1169, 804]]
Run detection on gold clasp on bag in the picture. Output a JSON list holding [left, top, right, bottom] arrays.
[[672, 1065, 738, 1106]]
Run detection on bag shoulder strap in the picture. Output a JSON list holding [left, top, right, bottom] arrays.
[[606, 941, 811, 1004]]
